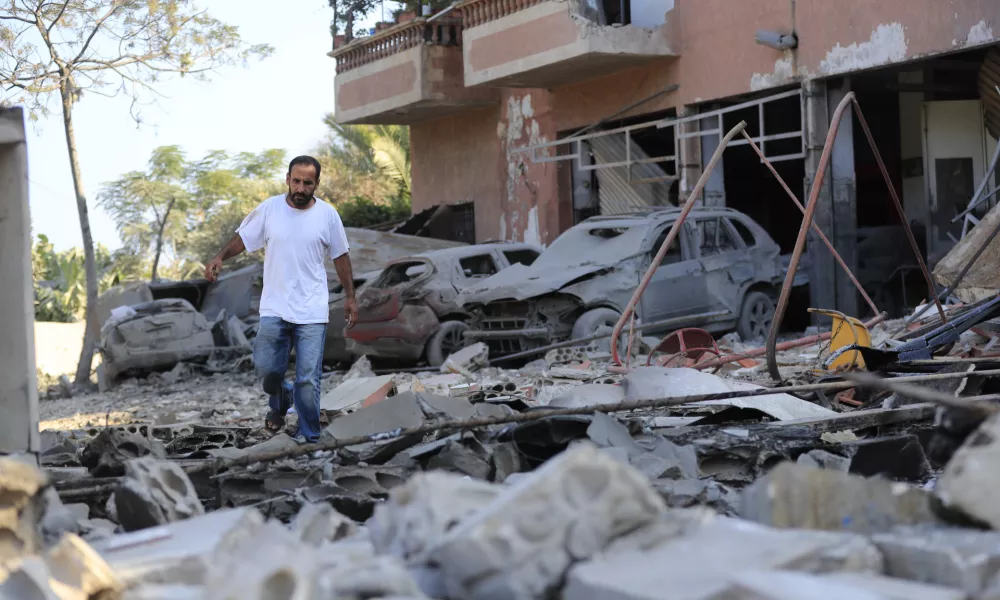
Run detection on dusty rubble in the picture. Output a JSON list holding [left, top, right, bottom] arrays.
[[16, 300, 1000, 600]]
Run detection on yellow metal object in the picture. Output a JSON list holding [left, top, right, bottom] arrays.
[[809, 308, 871, 370]]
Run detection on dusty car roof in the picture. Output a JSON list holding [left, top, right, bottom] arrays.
[[581, 206, 749, 226], [392, 242, 541, 264]]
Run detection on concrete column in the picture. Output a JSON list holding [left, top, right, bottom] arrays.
[[803, 79, 837, 316], [0, 108, 38, 455], [699, 113, 726, 207], [828, 78, 859, 318], [677, 106, 703, 205]]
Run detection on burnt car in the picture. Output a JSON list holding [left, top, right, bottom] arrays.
[[324, 269, 381, 365], [345, 242, 543, 366], [458, 207, 785, 356]]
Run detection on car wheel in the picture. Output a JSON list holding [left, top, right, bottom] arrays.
[[426, 321, 471, 367], [572, 308, 627, 354], [737, 290, 776, 342]]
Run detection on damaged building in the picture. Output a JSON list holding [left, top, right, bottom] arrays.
[[331, 0, 1000, 320]]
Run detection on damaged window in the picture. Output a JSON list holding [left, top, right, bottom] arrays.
[[650, 229, 682, 266], [730, 219, 757, 248], [504, 249, 539, 266], [696, 218, 739, 257], [331, 278, 369, 295], [459, 255, 499, 278], [376, 262, 430, 288]]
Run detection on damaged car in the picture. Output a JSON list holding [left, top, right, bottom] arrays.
[[458, 207, 785, 356], [324, 269, 381, 365], [345, 242, 542, 366]]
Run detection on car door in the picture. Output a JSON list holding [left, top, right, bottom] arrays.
[[694, 216, 752, 314], [639, 221, 707, 326]]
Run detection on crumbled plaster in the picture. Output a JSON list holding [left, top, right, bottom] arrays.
[[964, 20, 995, 47], [499, 92, 550, 244], [524, 206, 541, 247], [750, 55, 796, 92], [818, 23, 907, 76]]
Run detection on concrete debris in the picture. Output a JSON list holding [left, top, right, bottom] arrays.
[[36, 286, 1000, 600], [0, 455, 48, 563], [937, 411, 1000, 528], [741, 462, 941, 534], [81, 429, 166, 477], [114, 458, 205, 532], [440, 342, 488, 375]]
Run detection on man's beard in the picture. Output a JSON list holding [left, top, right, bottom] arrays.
[[289, 190, 313, 207]]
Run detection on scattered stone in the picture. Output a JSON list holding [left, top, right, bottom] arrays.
[[0, 455, 49, 562], [290, 502, 357, 546], [440, 342, 488, 375], [58, 374, 73, 399], [344, 355, 376, 382], [548, 383, 625, 409], [741, 461, 941, 534], [847, 434, 930, 481], [564, 518, 883, 600], [489, 442, 524, 483], [797, 449, 852, 472], [425, 443, 666, 599], [652, 479, 740, 515], [114, 457, 205, 533], [729, 570, 966, 600], [426, 440, 492, 480], [81, 429, 166, 477], [937, 412, 1000, 528], [0, 534, 121, 600], [872, 526, 1000, 594], [40, 487, 81, 544]]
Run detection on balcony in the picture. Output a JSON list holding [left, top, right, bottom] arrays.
[[332, 16, 499, 125], [459, 0, 677, 88]]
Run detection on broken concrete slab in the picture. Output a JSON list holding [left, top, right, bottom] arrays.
[[0, 455, 49, 563], [938, 412, 1000, 528], [548, 383, 625, 409], [321, 374, 397, 413], [369, 471, 500, 565], [440, 342, 488, 374], [91, 507, 264, 587], [81, 429, 166, 477], [289, 502, 357, 546], [45, 533, 122, 599], [651, 479, 740, 515], [563, 517, 884, 600], [425, 440, 492, 480], [872, 526, 1000, 594], [621, 367, 836, 421], [114, 457, 205, 532], [40, 488, 81, 545], [797, 449, 852, 472], [586, 412, 699, 480], [727, 570, 967, 600], [741, 462, 942, 534], [426, 443, 666, 599], [847, 434, 930, 481], [343, 355, 375, 381]]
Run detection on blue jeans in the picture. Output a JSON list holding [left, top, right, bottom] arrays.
[[253, 317, 327, 442]]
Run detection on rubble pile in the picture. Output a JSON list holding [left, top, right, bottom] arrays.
[[20, 302, 1000, 598]]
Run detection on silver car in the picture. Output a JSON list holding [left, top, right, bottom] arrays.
[[458, 207, 784, 356]]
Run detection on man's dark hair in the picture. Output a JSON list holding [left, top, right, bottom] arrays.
[[288, 155, 322, 181]]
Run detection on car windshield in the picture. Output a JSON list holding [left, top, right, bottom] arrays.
[[375, 260, 432, 288], [534, 223, 647, 268]]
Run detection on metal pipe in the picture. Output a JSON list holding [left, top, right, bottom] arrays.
[[692, 313, 885, 370], [610, 121, 748, 366], [739, 129, 880, 317], [951, 185, 1000, 223], [850, 97, 946, 323], [489, 310, 729, 364], [765, 94, 855, 381], [952, 136, 1000, 224]]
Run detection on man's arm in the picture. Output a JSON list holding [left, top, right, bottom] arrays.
[[333, 253, 358, 328], [204, 234, 246, 282]]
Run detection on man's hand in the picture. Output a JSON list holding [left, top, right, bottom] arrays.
[[205, 257, 223, 282], [345, 296, 359, 329]]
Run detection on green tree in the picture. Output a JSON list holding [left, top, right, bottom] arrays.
[[98, 146, 190, 282], [320, 117, 412, 202], [0, 0, 272, 384]]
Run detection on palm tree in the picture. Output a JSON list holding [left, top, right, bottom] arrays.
[[320, 117, 411, 201]]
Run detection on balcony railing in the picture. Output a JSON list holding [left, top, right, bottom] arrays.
[[460, 0, 545, 28], [332, 16, 464, 73]]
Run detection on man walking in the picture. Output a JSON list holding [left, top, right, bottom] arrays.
[[205, 155, 358, 443]]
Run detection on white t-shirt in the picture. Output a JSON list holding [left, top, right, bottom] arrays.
[[236, 194, 350, 324]]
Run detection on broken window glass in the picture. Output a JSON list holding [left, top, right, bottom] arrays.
[[696, 218, 739, 257], [729, 219, 757, 248], [377, 262, 430, 288], [459, 255, 499, 278], [651, 228, 682, 266], [504, 249, 539, 266]]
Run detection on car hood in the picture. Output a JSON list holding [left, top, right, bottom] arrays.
[[458, 261, 613, 305]]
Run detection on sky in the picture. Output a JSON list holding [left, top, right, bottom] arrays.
[[24, 0, 391, 251]]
